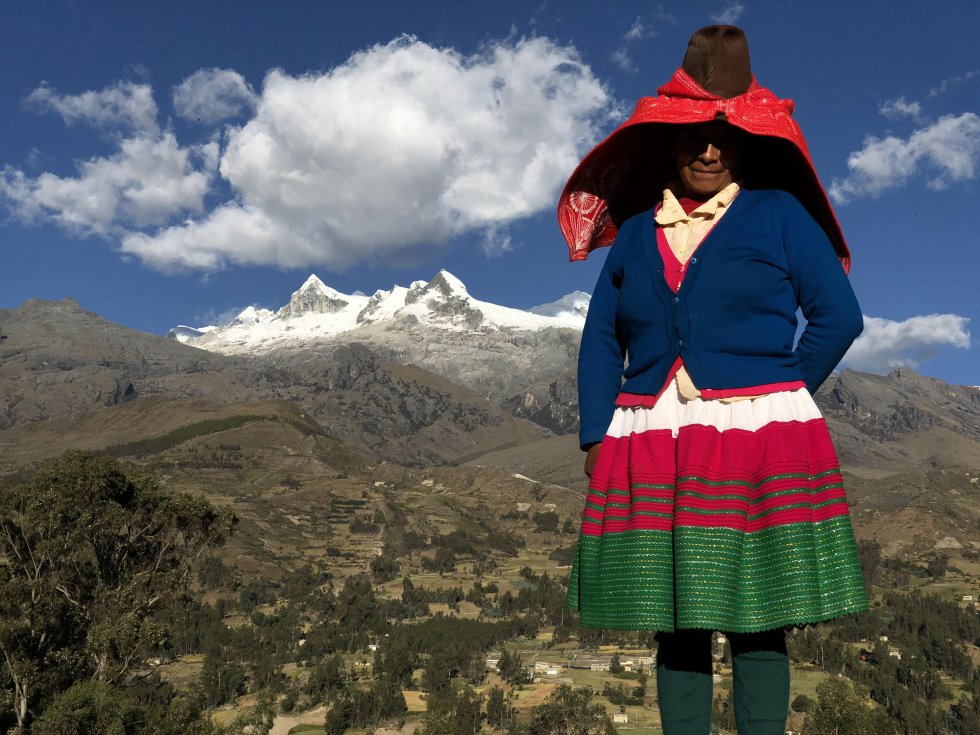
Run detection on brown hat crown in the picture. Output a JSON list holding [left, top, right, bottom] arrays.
[[681, 25, 752, 99]]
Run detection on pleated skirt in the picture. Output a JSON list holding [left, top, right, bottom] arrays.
[[565, 382, 868, 632]]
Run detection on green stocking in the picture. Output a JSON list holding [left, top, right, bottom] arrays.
[[655, 629, 713, 735], [729, 630, 789, 735]]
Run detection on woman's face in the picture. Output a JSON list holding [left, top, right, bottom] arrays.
[[674, 121, 746, 198]]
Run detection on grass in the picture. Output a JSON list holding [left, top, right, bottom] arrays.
[[788, 666, 832, 699], [104, 415, 270, 457]]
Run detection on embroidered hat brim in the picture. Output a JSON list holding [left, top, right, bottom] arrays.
[[558, 34, 850, 272]]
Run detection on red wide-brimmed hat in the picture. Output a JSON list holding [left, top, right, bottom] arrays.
[[558, 25, 850, 272]]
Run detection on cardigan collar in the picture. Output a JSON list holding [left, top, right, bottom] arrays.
[[655, 182, 740, 226]]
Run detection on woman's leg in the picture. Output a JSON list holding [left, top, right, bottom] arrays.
[[655, 629, 713, 735], [727, 629, 789, 735]]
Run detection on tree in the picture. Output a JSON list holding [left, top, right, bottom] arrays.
[[485, 685, 514, 729], [421, 683, 483, 735], [927, 554, 948, 579], [526, 685, 615, 735], [497, 649, 529, 686], [609, 653, 624, 674], [371, 553, 400, 583], [856, 539, 882, 590], [305, 654, 347, 703], [532, 511, 559, 533], [373, 675, 407, 722], [29, 681, 130, 735], [201, 653, 247, 708], [804, 677, 874, 735], [792, 694, 814, 713], [0, 451, 234, 733], [711, 690, 737, 732], [421, 547, 457, 573], [376, 635, 417, 688]]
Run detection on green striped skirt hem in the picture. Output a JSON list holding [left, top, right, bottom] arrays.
[[565, 517, 868, 632]]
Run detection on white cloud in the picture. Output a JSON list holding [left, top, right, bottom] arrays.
[[173, 68, 257, 124], [0, 133, 217, 237], [843, 314, 970, 373], [927, 69, 978, 98], [481, 225, 513, 257], [878, 96, 921, 120], [25, 81, 158, 134], [128, 35, 612, 272], [2, 36, 611, 273], [611, 47, 635, 73], [612, 18, 647, 71], [120, 203, 297, 271], [829, 112, 980, 203], [710, 2, 745, 24], [624, 17, 648, 42], [612, 13, 669, 72]]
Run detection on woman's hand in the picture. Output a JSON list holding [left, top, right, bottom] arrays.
[[584, 444, 602, 479]]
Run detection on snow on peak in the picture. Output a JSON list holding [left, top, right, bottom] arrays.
[[167, 325, 213, 343], [298, 273, 331, 293], [528, 291, 592, 320], [357, 285, 409, 325], [169, 270, 590, 354], [230, 305, 275, 326], [404, 270, 469, 305], [279, 274, 358, 319], [431, 269, 468, 295]]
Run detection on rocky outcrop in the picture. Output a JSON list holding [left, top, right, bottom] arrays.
[[238, 343, 545, 467], [814, 369, 980, 474], [817, 368, 980, 443], [502, 374, 579, 435], [278, 275, 353, 318]]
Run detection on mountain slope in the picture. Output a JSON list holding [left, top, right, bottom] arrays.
[[815, 368, 980, 476], [169, 271, 587, 426], [0, 299, 547, 467]]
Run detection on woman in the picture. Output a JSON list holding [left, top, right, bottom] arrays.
[[557, 26, 867, 735]]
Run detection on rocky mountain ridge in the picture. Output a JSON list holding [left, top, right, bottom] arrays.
[[167, 271, 589, 430], [169, 270, 589, 352]]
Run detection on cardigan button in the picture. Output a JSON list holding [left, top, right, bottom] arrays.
[[690, 257, 698, 264], [677, 339, 683, 347], [672, 296, 680, 304]]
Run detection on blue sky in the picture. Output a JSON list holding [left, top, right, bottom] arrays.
[[1, 0, 977, 385]]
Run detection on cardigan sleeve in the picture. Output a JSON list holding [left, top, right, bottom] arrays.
[[578, 244, 627, 449], [780, 193, 864, 393]]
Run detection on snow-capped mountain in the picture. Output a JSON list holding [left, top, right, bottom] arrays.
[[166, 271, 590, 433], [167, 306, 275, 343], [169, 270, 589, 355], [527, 291, 591, 320], [167, 325, 213, 342]]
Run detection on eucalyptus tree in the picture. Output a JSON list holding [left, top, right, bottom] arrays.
[[0, 451, 234, 733]]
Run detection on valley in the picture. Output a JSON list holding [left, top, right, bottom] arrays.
[[1, 283, 979, 735]]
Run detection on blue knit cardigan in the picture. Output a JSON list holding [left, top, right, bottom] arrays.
[[578, 188, 863, 448]]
